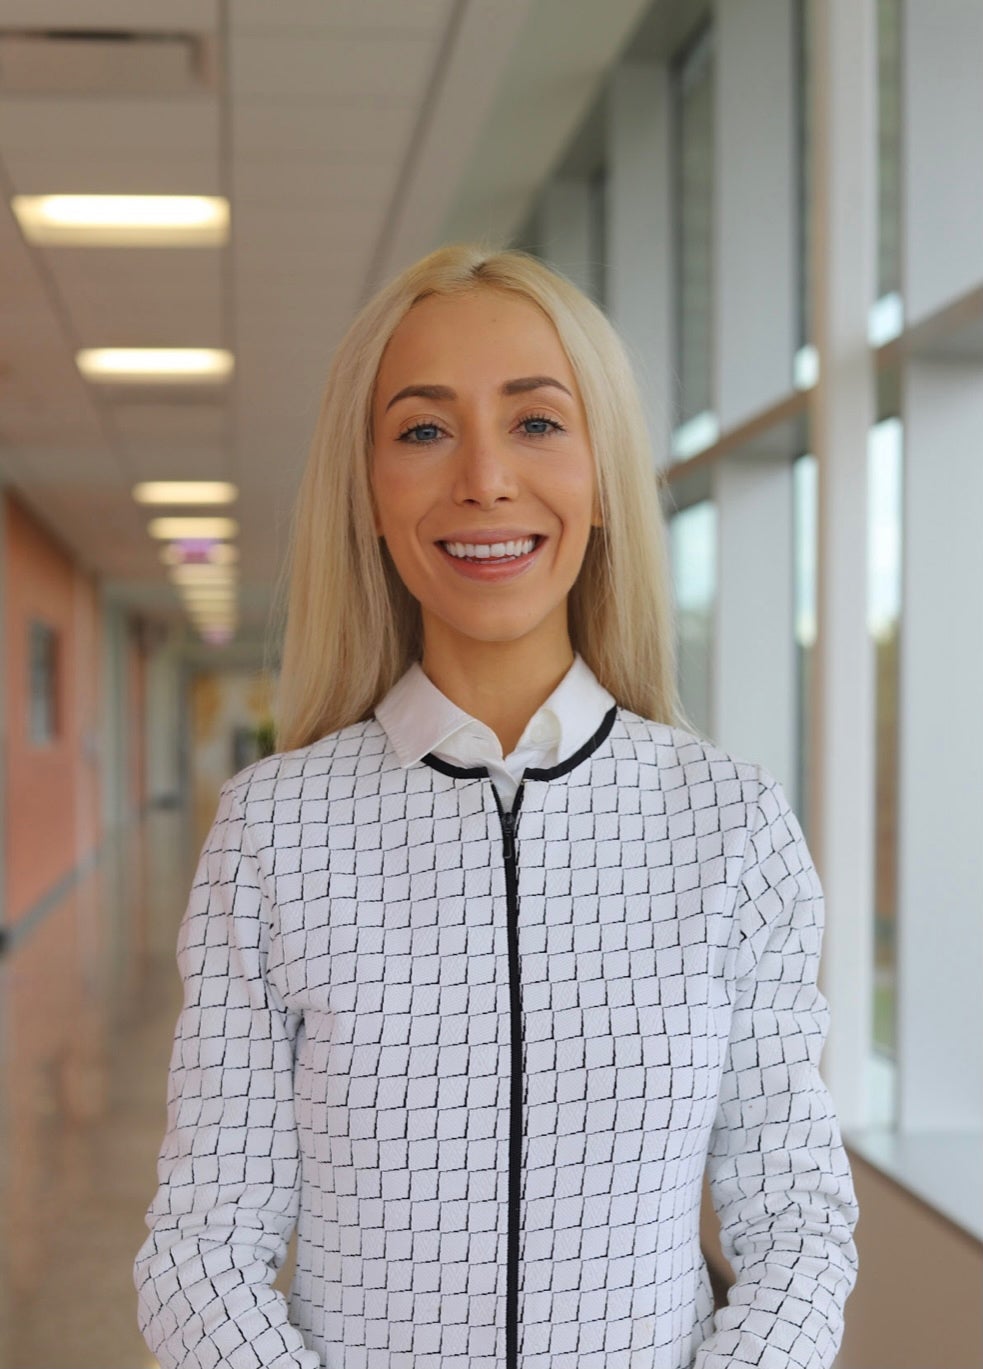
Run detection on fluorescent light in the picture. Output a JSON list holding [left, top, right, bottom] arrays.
[[12, 194, 228, 246], [134, 481, 237, 506], [78, 349, 233, 383], [151, 517, 237, 540], [169, 562, 238, 581], [175, 587, 237, 600]]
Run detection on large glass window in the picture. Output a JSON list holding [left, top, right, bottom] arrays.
[[671, 23, 716, 435], [877, 0, 903, 305], [792, 453, 818, 832], [669, 500, 716, 740], [868, 416, 903, 1061], [794, 0, 813, 358]]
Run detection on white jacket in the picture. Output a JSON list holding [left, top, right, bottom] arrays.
[[135, 705, 859, 1369]]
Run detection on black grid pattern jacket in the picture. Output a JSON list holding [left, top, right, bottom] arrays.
[[135, 705, 859, 1369]]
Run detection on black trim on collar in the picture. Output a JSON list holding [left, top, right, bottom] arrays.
[[419, 752, 487, 779], [525, 703, 617, 779], [420, 704, 618, 781]]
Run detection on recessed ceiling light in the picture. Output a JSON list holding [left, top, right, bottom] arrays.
[[12, 194, 229, 246], [168, 560, 238, 578], [180, 587, 238, 601], [134, 481, 237, 506], [150, 516, 238, 539], [78, 348, 233, 383]]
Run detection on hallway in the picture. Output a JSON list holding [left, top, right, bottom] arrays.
[[2, 806, 221, 1369]]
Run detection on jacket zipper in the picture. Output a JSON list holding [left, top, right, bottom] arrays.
[[494, 781, 525, 1369]]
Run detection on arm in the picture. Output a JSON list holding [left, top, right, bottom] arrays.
[[694, 769, 859, 1369], [134, 779, 321, 1369]]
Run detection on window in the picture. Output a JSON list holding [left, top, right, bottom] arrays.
[[792, 453, 818, 833], [28, 619, 59, 745], [671, 22, 716, 438], [876, 0, 903, 305], [868, 416, 903, 1062], [669, 500, 716, 740]]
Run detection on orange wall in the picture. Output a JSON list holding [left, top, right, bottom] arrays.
[[3, 494, 102, 924]]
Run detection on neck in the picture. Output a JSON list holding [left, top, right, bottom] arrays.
[[420, 614, 575, 756]]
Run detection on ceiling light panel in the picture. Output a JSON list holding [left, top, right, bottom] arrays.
[[12, 195, 228, 246], [150, 516, 238, 539], [77, 348, 233, 383], [134, 481, 237, 505]]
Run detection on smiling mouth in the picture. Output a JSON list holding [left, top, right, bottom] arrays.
[[437, 535, 544, 563]]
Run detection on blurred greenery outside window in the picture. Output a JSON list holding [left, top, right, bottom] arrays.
[[669, 500, 716, 743]]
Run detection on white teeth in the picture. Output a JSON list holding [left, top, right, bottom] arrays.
[[442, 537, 537, 561]]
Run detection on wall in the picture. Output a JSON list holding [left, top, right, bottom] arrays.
[[2, 493, 102, 926], [126, 621, 147, 813]]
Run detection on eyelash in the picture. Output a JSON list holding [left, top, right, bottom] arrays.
[[395, 411, 567, 446]]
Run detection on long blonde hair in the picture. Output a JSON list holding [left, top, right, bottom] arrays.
[[273, 241, 695, 750]]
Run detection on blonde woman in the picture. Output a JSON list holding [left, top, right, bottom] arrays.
[[135, 243, 858, 1369]]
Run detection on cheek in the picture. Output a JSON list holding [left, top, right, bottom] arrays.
[[371, 456, 415, 532]]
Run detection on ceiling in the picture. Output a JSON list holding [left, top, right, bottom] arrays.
[[0, 0, 654, 639]]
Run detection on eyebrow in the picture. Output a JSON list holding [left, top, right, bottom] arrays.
[[384, 374, 573, 413]]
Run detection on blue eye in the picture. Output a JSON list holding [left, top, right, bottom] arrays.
[[518, 412, 567, 438], [397, 422, 443, 445], [395, 414, 566, 445]]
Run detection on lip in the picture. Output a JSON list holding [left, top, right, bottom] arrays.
[[436, 534, 546, 583]]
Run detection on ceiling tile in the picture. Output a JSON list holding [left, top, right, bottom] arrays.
[[0, 96, 219, 154], [0, 1, 219, 32], [3, 151, 221, 196], [232, 157, 393, 205], [231, 0, 452, 34], [232, 97, 412, 157], [230, 33, 433, 102]]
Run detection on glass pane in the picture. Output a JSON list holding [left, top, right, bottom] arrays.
[[669, 500, 716, 739], [672, 25, 715, 427], [868, 417, 902, 1058], [795, 0, 813, 351], [793, 453, 818, 835], [877, 0, 903, 302]]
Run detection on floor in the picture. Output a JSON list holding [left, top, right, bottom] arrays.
[[0, 803, 299, 1369]]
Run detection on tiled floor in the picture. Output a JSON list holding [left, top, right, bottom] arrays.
[[0, 804, 300, 1369]]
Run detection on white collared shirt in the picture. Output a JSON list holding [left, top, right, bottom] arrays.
[[374, 651, 616, 808]]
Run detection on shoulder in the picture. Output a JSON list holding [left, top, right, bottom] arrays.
[[219, 715, 392, 812], [613, 706, 766, 803]]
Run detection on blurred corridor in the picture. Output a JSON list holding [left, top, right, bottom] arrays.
[[1, 2, 982, 1368]]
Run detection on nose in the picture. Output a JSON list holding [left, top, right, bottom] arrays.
[[450, 420, 520, 508]]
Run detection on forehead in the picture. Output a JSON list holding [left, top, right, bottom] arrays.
[[375, 288, 575, 387]]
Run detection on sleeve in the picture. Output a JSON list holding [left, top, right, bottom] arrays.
[[693, 767, 860, 1369], [133, 779, 322, 1369]]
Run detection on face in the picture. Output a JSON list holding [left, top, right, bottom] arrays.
[[369, 288, 601, 658]]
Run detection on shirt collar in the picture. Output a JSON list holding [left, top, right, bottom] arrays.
[[374, 652, 615, 771]]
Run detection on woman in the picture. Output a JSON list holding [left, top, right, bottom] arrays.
[[135, 243, 859, 1369]]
